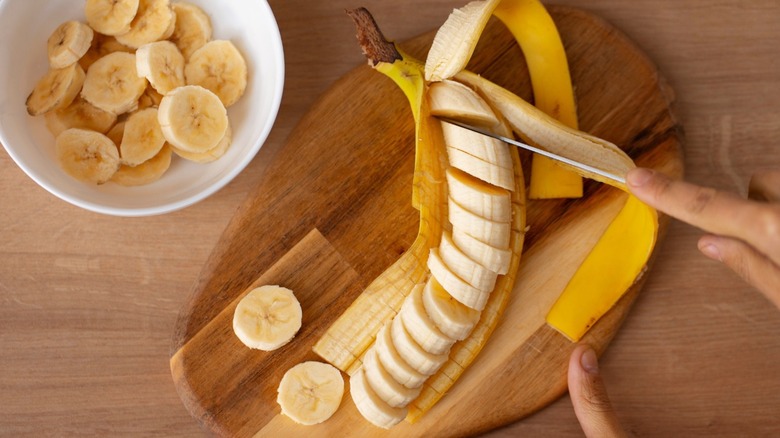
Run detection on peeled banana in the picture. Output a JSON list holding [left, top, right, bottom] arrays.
[[55, 128, 120, 184], [276, 361, 344, 426], [135, 41, 185, 94], [115, 0, 175, 49], [85, 0, 140, 36], [119, 108, 166, 166], [26, 63, 85, 116], [157, 85, 228, 153], [81, 52, 147, 115], [184, 40, 248, 107], [232, 285, 302, 351], [47, 21, 94, 69], [170, 2, 212, 60], [350, 368, 407, 429]]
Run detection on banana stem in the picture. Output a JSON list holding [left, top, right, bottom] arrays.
[[347, 8, 402, 66]]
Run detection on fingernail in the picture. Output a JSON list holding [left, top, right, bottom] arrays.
[[580, 347, 599, 374], [627, 168, 654, 188], [699, 243, 722, 261]]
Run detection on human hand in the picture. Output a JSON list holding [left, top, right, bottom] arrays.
[[568, 344, 626, 438], [626, 168, 780, 308]]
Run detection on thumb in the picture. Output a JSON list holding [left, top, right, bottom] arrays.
[[568, 344, 626, 438]]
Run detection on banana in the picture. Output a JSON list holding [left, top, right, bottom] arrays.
[[136, 40, 185, 94], [47, 21, 94, 69], [157, 84, 228, 153], [427, 248, 489, 311], [44, 98, 117, 137], [446, 167, 511, 222], [389, 316, 448, 376], [184, 40, 247, 107], [373, 323, 426, 389], [397, 284, 454, 355], [117, 108, 166, 166], [171, 121, 232, 163], [441, 119, 513, 170], [446, 146, 514, 190], [85, 0, 140, 36], [26, 63, 85, 116], [81, 52, 147, 114], [439, 230, 498, 292], [428, 79, 499, 128], [350, 368, 406, 429], [79, 34, 134, 71], [115, 0, 175, 49], [448, 197, 511, 248], [55, 128, 120, 184], [170, 2, 212, 60], [111, 144, 172, 186], [106, 121, 126, 146], [422, 278, 480, 341], [276, 361, 344, 426], [232, 285, 302, 351], [451, 227, 512, 275], [362, 347, 421, 408]]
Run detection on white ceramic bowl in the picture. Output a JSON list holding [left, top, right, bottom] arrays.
[[0, 0, 284, 216]]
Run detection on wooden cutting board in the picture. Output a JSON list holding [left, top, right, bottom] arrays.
[[170, 6, 684, 437]]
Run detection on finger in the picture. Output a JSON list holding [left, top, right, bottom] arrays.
[[627, 168, 780, 266], [568, 344, 626, 438], [748, 169, 780, 202], [699, 234, 780, 310]]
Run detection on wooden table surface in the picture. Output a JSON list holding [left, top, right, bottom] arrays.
[[2, 0, 778, 436]]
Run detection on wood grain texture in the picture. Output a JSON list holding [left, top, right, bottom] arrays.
[[170, 7, 683, 436], [2, 1, 779, 437]]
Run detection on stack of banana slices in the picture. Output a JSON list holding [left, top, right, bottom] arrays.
[[351, 79, 516, 429], [26, 0, 247, 186]]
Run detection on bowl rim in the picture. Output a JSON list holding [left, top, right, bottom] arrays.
[[0, 0, 285, 217]]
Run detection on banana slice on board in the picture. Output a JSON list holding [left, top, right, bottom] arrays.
[[85, 0, 140, 36], [446, 146, 514, 190], [26, 63, 85, 116], [232, 285, 302, 351], [428, 79, 499, 127], [451, 227, 512, 275], [47, 21, 94, 69], [422, 277, 480, 341], [185, 40, 248, 107], [398, 284, 454, 355], [81, 52, 147, 114], [276, 361, 344, 426], [362, 347, 421, 408], [44, 98, 117, 138], [373, 323, 426, 389], [448, 197, 511, 248], [350, 368, 406, 429], [111, 145, 172, 186], [171, 122, 232, 163], [446, 167, 511, 222], [158, 85, 228, 153], [438, 230, 498, 292], [136, 40, 185, 94], [119, 108, 166, 166], [55, 128, 120, 184], [115, 0, 175, 49], [170, 2, 212, 60], [389, 316, 447, 376], [441, 120, 513, 170], [427, 248, 489, 311]]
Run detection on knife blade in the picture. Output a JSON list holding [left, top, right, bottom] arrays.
[[437, 117, 626, 185]]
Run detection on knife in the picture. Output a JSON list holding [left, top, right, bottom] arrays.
[[437, 118, 626, 185]]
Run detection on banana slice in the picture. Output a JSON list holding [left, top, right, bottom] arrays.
[[172, 122, 232, 163], [350, 368, 406, 429], [106, 120, 126, 146], [422, 277, 480, 341], [55, 128, 120, 184], [446, 146, 514, 190], [136, 40, 185, 94], [373, 323, 426, 389], [428, 79, 499, 128], [448, 197, 511, 248], [47, 21, 94, 69], [111, 144, 172, 186], [277, 361, 344, 426], [45, 98, 117, 137], [389, 316, 447, 376], [158, 85, 228, 153], [81, 52, 147, 114], [398, 284, 454, 355], [118, 108, 166, 166], [185, 40, 248, 107], [451, 227, 512, 275], [232, 285, 302, 351], [115, 0, 175, 49], [85, 0, 140, 36], [79, 34, 134, 71], [446, 167, 511, 222], [441, 120, 513, 170], [26, 63, 85, 116], [427, 248, 489, 311], [170, 2, 212, 60], [362, 347, 421, 408], [439, 230, 498, 292]]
